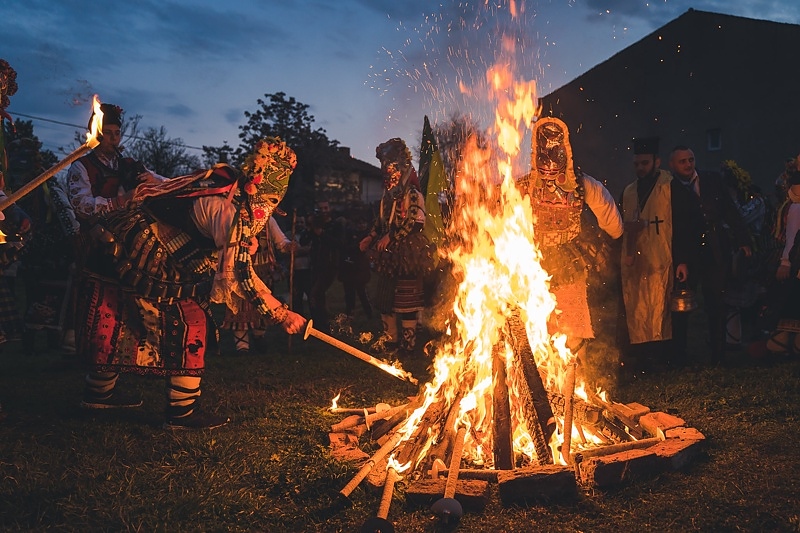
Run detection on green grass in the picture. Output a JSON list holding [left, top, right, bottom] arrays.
[[1, 281, 800, 532]]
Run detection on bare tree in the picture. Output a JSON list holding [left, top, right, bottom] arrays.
[[125, 126, 202, 177]]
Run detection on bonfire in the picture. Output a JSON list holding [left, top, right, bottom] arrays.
[[315, 30, 705, 533]]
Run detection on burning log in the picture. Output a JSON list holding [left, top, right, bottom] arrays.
[[560, 359, 578, 464], [394, 399, 448, 468], [371, 396, 424, 442], [405, 478, 490, 511], [423, 391, 464, 473], [497, 464, 578, 505], [507, 311, 553, 465], [586, 391, 647, 440], [546, 391, 603, 426], [304, 320, 418, 385], [492, 341, 514, 470]]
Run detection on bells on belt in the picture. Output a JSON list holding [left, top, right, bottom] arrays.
[[670, 281, 698, 313]]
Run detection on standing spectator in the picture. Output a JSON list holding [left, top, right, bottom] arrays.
[[719, 160, 769, 349], [762, 170, 800, 355], [338, 212, 373, 321], [668, 145, 752, 365], [359, 138, 434, 355], [618, 137, 697, 371], [308, 200, 343, 334], [290, 213, 313, 316]]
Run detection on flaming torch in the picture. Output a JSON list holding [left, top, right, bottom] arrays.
[[0, 95, 103, 212]]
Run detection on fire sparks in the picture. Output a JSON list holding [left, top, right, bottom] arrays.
[[383, 40, 615, 472]]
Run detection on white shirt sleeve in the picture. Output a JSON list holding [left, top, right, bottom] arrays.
[[192, 196, 273, 304], [582, 173, 624, 239], [66, 160, 118, 218], [267, 217, 292, 252]]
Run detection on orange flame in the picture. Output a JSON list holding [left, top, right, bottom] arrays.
[[389, 30, 612, 472], [330, 393, 341, 411], [85, 94, 103, 149], [386, 455, 411, 474]]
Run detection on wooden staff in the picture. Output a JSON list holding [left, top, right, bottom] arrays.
[[574, 431, 665, 460], [330, 402, 410, 432], [288, 208, 297, 352], [340, 429, 405, 499], [304, 320, 418, 384], [359, 464, 398, 533], [431, 426, 467, 524], [560, 359, 578, 465]]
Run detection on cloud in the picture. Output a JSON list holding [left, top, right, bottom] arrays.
[[164, 103, 195, 118]]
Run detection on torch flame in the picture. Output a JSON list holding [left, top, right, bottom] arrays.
[[86, 94, 103, 149]]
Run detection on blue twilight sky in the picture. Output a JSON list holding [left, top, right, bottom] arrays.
[[2, 0, 799, 165]]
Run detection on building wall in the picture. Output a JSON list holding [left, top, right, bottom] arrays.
[[539, 9, 799, 200]]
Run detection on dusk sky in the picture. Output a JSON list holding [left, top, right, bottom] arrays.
[[2, 0, 799, 166]]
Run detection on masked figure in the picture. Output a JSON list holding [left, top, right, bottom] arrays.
[[359, 138, 434, 355], [525, 117, 623, 354], [77, 137, 307, 429]]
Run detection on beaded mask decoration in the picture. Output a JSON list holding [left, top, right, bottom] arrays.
[[530, 117, 578, 193], [240, 137, 296, 235], [376, 137, 413, 192]]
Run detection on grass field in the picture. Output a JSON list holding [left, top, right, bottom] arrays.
[[1, 280, 799, 532]]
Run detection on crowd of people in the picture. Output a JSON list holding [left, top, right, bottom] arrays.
[[1, 60, 798, 428]]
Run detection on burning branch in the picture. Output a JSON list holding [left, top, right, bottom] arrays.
[[0, 95, 102, 212], [331, 402, 411, 432], [304, 320, 418, 384]]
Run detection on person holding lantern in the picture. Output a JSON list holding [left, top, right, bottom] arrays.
[[77, 137, 306, 429]]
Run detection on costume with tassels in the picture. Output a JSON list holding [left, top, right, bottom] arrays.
[[77, 138, 303, 429], [363, 138, 435, 354]]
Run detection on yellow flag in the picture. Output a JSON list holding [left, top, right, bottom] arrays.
[[418, 115, 446, 248]]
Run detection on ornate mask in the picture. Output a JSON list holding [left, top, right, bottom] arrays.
[[530, 117, 577, 193], [376, 138, 412, 192], [240, 137, 296, 232]]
